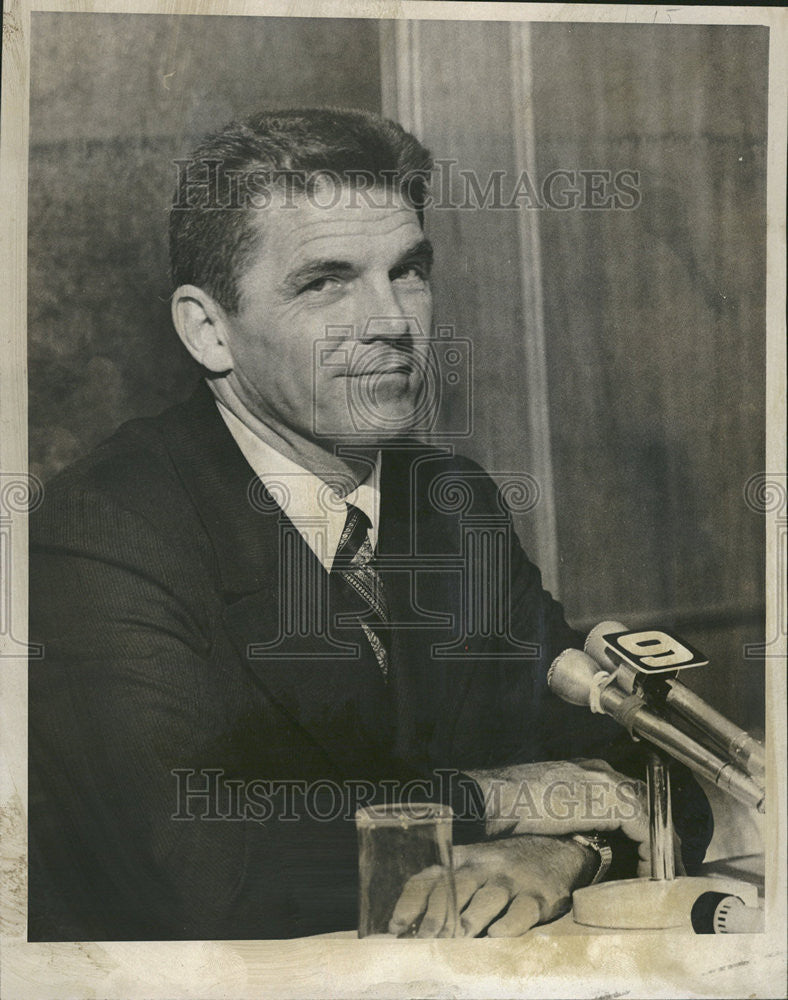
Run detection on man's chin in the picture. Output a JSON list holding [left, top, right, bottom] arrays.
[[349, 377, 430, 437], [319, 406, 424, 444]]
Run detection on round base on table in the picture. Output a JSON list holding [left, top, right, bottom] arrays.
[[572, 875, 759, 929]]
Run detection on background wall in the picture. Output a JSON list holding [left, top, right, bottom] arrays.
[[29, 15, 767, 752], [530, 25, 767, 714], [378, 19, 767, 741], [28, 13, 382, 478]]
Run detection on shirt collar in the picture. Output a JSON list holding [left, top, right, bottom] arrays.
[[215, 400, 380, 572]]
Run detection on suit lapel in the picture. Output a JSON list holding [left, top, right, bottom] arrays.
[[161, 382, 281, 597], [160, 384, 395, 765], [159, 388, 489, 769]]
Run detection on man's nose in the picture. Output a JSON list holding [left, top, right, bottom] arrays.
[[359, 315, 411, 342], [359, 285, 412, 342]]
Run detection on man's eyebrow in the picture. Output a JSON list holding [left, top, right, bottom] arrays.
[[279, 238, 434, 297], [393, 238, 434, 270], [279, 259, 357, 296]]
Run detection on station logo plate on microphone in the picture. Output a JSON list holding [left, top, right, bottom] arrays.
[[602, 628, 709, 674]]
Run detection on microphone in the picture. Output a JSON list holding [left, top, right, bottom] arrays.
[[547, 649, 765, 812], [585, 621, 765, 783], [691, 891, 764, 933]]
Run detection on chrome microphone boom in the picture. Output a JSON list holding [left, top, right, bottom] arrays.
[[585, 620, 765, 783], [548, 648, 765, 812]]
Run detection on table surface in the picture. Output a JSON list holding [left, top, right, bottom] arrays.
[[314, 853, 765, 941], [226, 854, 780, 999], [6, 855, 778, 1000]]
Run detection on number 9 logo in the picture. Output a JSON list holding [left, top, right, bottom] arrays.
[[612, 630, 703, 670]]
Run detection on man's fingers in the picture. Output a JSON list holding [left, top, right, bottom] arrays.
[[507, 767, 650, 842], [416, 878, 451, 938], [620, 813, 649, 845], [454, 868, 483, 912], [388, 865, 442, 935], [396, 861, 494, 937], [486, 892, 541, 937], [617, 779, 650, 846], [575, 766, 649, 845], [460, 883, 511, 938], [635, 830, 684, 876]]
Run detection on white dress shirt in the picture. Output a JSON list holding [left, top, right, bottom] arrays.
[[216, 401, 380, 572]]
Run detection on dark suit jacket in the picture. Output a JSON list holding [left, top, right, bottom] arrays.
[[28, 383, 712, 940]]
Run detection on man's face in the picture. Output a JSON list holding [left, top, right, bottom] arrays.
[[221, 186, 434, 448]]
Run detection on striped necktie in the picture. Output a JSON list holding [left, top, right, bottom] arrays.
[[332, 503, 390, 679]]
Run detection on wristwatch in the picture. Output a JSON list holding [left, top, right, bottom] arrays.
[[571, 833, 613, 885]]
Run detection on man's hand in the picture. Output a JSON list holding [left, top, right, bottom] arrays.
[[465, 759, 686, 880], [389, 835, 598, 938], [466, 758, 649, 845]]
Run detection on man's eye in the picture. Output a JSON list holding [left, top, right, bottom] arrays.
[[301, 276, 342, 295], [392, 265, 429, 283]]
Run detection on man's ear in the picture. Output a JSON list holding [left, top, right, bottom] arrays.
[[171, 285, 234, 373]]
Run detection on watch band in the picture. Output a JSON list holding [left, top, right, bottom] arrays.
[[571, 832, 613, 885]]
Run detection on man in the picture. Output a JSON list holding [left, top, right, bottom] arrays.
[[28, 108, 712, 940]]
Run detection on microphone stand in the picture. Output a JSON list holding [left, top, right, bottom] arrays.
[[647, 752, 675, 880], [572, 750, 759, 929]]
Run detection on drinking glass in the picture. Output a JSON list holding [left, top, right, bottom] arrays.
[[355, 802, 457, 938]]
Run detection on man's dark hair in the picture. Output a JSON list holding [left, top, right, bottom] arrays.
[[169, 107, 433, 313]]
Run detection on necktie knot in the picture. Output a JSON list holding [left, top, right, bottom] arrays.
[[335, 503, 374, 569]]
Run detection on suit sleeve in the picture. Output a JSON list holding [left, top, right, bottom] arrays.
[[30, 490, 267, 938], [29, 486, 484, 940]]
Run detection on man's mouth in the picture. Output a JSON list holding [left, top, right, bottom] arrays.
[[346, 355, 414, 377]]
